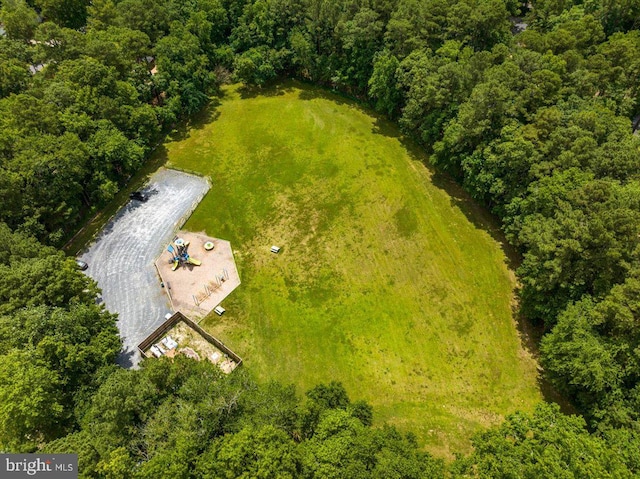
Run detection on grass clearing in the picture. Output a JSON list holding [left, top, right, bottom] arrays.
[[161, 80, 542, 458]]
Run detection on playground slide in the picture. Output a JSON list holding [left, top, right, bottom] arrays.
[[187, 258, 201, 266], [172, 260, 179, 271]]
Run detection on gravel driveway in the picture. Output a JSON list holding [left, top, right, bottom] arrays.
[[79, 169, 210, 367]]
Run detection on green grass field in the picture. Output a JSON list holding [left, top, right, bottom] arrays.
[[162, 81, 542, 457]]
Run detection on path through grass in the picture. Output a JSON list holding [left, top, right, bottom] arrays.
[[162, 81, 542, 457]]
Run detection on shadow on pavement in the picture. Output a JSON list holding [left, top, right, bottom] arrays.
[[117, 348, 138, 369]]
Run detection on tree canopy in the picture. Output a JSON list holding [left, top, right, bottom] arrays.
[[2, 0, 640, 474]]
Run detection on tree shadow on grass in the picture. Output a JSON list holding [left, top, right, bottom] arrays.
[[237, 81, 296, 99], [429, 171, 521, 271], [297, 84, 352, 106], [371, 116, 402, 139], [292, 80, 405, 144], [509, 299, 578, 413], [296, 83, 385, 124], [392, 134, 577, 413], [430, 170, 574, 408], [519, 313, 578, 414], [166, 96, 224, 143], [366, 104, 523, 278], [447, 181, 575, 411]]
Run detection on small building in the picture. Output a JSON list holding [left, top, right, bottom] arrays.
[[271, 245, 281, 254]]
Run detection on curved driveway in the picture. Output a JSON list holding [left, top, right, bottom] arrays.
[[79, 169, 210, 367]]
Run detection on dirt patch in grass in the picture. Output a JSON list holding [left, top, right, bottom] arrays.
[[142, 319, 239, 374]]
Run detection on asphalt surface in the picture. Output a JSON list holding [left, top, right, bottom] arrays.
[[79, 169, 210, 368]]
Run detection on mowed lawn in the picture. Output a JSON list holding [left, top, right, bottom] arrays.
[[163, 81, 542, 457]]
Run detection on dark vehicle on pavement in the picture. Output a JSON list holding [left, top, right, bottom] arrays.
[[129, 191, 149, 202], [75, 260, 88, 270]]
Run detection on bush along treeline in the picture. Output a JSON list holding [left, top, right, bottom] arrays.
[[3, 0, 640, 475]]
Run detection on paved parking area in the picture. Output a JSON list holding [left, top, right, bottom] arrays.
[[79, 168, 210, 367]]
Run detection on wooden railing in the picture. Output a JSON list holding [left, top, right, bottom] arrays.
[[137, 311, 243, 367]]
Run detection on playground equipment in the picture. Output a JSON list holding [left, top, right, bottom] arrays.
[[167, 238, 201, 271], [193, 268, 229, 306]]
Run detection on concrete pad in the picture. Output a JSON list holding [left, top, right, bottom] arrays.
[[156, 231, 241, 319]]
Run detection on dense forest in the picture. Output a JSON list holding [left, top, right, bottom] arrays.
[[2, 0, 640, 475]]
